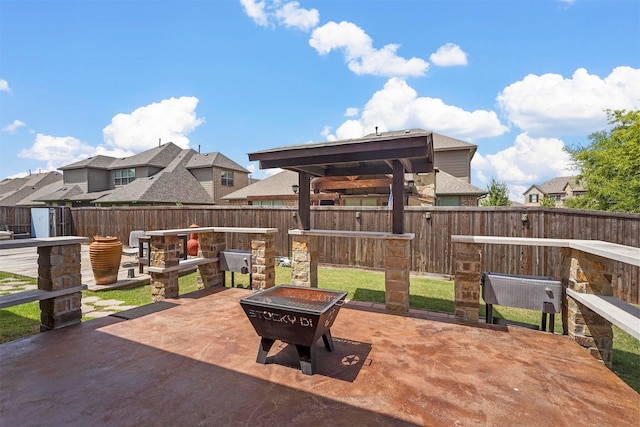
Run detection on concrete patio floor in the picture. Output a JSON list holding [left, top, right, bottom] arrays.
[[1, 286, 638, 426]]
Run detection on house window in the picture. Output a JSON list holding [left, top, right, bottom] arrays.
[[221, 170, 234, 186], [553, 195, 562, 201], [114, 168, 135, 186], [529, 194, 539, 203]]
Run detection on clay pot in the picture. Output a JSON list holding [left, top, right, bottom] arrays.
[[187, 223, 199, 257], [89, 236, 122, 285]]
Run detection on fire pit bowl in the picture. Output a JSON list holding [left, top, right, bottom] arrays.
[[240, 285, 347, 375]]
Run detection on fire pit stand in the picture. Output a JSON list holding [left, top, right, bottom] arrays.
[[240, 285, 347, 375]]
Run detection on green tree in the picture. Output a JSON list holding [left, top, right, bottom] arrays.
[[566, 110, 640, 213], [539, 194, 556, 207], [480, 178, 511, 206]]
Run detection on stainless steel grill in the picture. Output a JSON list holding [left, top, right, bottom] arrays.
[[481, 272, 562, 332]]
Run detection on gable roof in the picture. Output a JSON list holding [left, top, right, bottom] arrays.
[[186, 152, 250, 173], [523, 176, 585, 195], [222, 170, 297, 201], [97, 149, 214, 205], [107, 142, 184, 170], [0, 171, 63, 206], [435, 171, 487, 196], [59, 155, 117, 171]]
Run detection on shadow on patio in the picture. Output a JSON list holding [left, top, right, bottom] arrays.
[[1, 287, 638, 426]]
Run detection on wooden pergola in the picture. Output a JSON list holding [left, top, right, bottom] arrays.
[[248, 129, 435, 234]]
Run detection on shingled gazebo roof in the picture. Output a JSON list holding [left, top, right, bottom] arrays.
[[248, 129, 435, 233], [248, 129, 434, 177]]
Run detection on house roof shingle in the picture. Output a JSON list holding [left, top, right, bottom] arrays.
[[97, 149, 214, 205], [222, 170, 298, 200], [107, 142, 184, 170], [435, 171, 487, 196], [59, 155, 117, 171], [0, 171, 63, 206], [186, 152, 249, 173]]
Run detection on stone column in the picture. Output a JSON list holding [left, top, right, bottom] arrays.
[[566, 249, 614, 368], [384, 235, 413, 312], [197, 231, 225, 289], [37, 243, 83, 331], [251, 233, 276, 290], [291, 234, 318, 288], [453, 242, 483, 322], [149, 235, 180, 301]]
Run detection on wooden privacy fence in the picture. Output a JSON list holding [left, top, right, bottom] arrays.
[[2, 205, 635, 303], [67, 205, 640, 303]]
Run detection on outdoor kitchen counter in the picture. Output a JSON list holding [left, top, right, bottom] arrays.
[[145, 227, 278, 300], [451, 235, 639, 368], [451, 236, 640, 267], [146, 227, 278, 236]]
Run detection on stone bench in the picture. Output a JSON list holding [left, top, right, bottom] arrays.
[[566, 289, 640, 340], [146, 257, 219, 274], [144, 227, 278, 301], [0, 236, 89, 331], [0, 285, 87, 309]]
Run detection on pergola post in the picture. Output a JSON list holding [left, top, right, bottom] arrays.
[[392, 160, 405, 234], [298, 172, 311, 231]]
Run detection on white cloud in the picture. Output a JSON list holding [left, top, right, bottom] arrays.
[[102, 96, 204, 151], [0, 79, 10, 92], [497, 66, 640, 136], [12, 96, 204, 175], [18, 134, 95, 171], [2, 119, 26, 133], [241, 0, 318, 31], [430, 43, 468, 67], [309, 21, 429, 77], [472, 133, 578, 199], [344, 107, 359, 117], [320, 125, 336, 141], [329, 78, 508, 141], [275, 1, 319, 31], [240, 0, 269, 27]]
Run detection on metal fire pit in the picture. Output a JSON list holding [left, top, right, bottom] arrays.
[[481, 272, 562, 332], [240, 285, 347, 375], [220, 250, 252, 288]]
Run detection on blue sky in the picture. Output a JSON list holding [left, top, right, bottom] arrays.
[[1, 0, 639, 201]]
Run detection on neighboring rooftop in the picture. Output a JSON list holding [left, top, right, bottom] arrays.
[[0, 171, 63, 206], [525, 176, 585, 195], [435, 170, 486, 196]]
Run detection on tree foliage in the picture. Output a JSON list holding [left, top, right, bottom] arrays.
[[480, 178, 511, 206], [539, 194, 556, 207], [565, 110, 640, 213]]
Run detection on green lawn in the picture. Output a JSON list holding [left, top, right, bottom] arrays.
[[1, 269, 638, 392]]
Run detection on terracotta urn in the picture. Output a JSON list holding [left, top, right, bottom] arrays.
[[187, 223, 199, 257], [89, 236, 122, 285]]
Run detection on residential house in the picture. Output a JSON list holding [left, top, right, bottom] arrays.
[[222, 129, 486, 206], [0, 171, 63, 207], [523, 176, 586, 207], [38, 142, 250, 206]]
